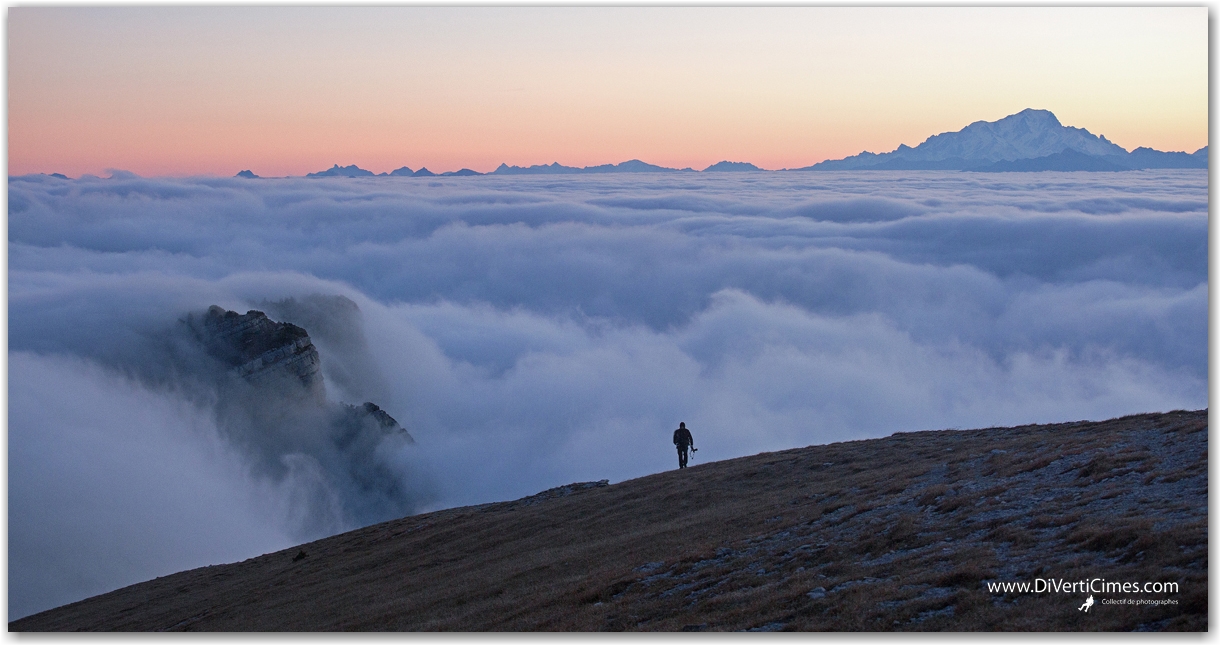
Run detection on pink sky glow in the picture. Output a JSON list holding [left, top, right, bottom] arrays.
[[8, 7, 1208, 177]]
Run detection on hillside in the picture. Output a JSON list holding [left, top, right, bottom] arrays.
[[11, 410, 1206, 631]]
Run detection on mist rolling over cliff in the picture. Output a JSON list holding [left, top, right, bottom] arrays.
[[8, 169, 1207, 619]]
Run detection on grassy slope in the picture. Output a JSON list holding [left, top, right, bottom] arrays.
[[11, 410, 1207, 631]]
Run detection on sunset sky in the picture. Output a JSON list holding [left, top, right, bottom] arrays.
[[8, 6, 1208, 177]]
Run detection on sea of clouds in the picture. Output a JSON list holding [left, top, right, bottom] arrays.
[[8, 169, 1207, 618]]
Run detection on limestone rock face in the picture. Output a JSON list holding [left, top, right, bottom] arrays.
[[336, 401, 414, 447], [185, 304, 419, 530], [196, 305, 324, 394], [260, 295, 388, 406], [353, 402, 405, 434], [192, 306, 412, 442]]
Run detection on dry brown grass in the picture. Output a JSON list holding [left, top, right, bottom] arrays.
[[916, 484, 950, 507], [11, 409, 1207, 632]]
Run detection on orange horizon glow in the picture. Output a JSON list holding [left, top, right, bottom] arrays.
[[8, 7, 1208, 178]]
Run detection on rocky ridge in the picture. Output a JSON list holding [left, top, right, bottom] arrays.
[[182, 303, 418, 530], [189, 305, 411, 445], [195, 306, 325, 394], [273, 110, 1206, 178]]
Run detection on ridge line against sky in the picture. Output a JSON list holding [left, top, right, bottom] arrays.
[[26, 110, 1210, 180], [8, 6, 1207, 177]]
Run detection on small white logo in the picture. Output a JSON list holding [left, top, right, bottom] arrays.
[[1078, 594, 1094, 612]]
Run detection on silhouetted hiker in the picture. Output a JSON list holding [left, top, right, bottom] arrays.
[[673, 422, 695, 469]]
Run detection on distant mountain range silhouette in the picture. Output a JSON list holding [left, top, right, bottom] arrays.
[[303, 164, 478, 178], [703, 161, 763, 172], [491, 159, 696, 175], [305, 164, 374, 178], [280, 110, 1206, 179], [798, 109, 1207, 172]]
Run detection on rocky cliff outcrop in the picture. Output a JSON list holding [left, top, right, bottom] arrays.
[[195, 306, 324, 393], [188, 304, 412, 444], [259, 295, 389, 407], [334, 401, 415, 449], [183, 304, 418, 532]]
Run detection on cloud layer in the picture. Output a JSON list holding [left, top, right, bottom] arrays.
[[8, 169, 1207, 618]]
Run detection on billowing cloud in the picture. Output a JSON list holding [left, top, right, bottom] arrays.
[[8, 169, 1207, 618]]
